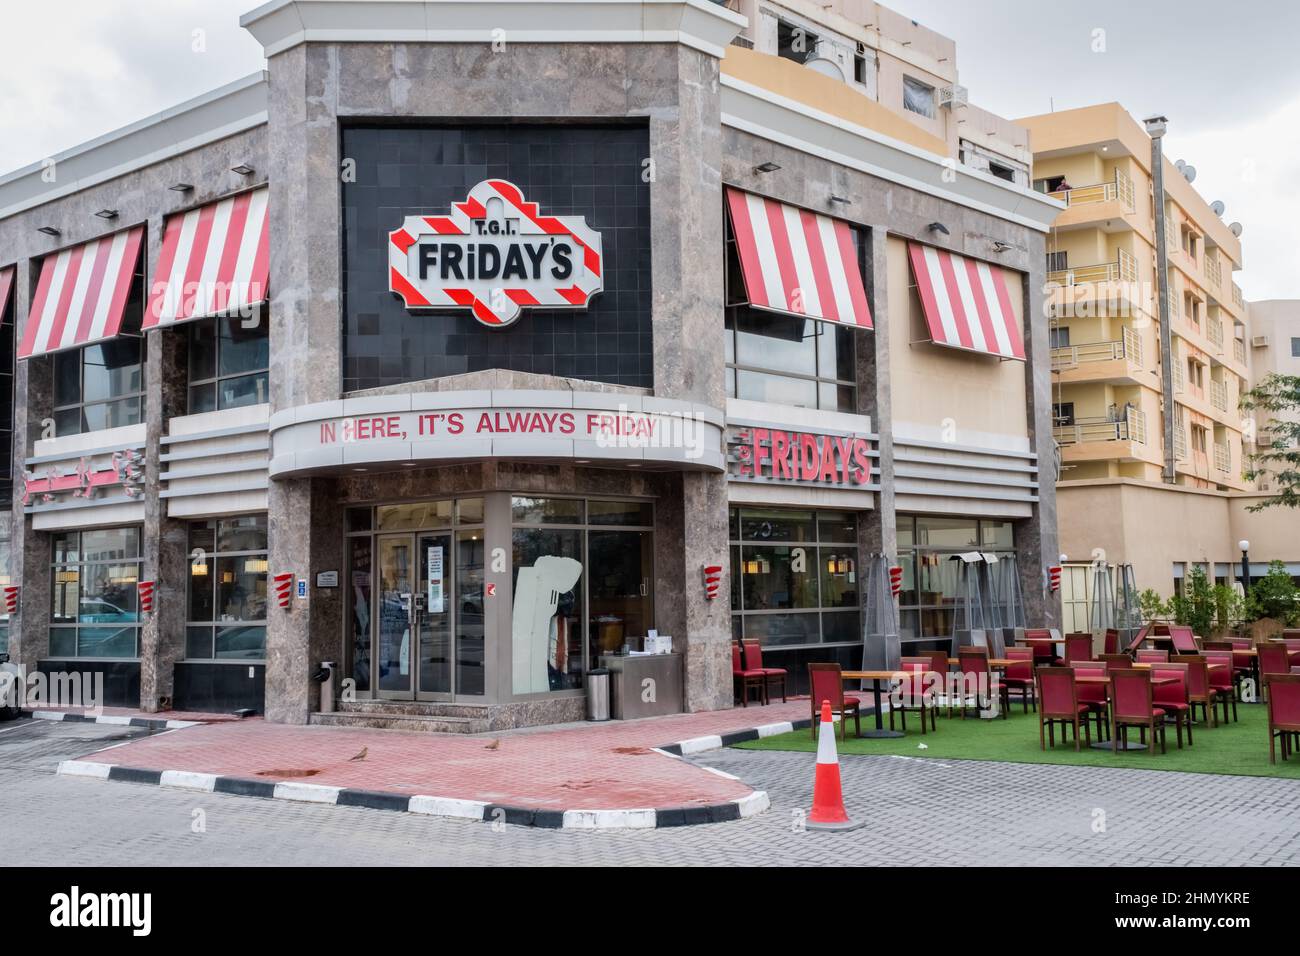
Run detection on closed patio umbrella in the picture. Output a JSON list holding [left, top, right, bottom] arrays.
[[949, 552, 988, 654], [1089, 562, 1116, 633]]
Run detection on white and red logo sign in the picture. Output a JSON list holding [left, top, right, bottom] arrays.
[[3, 586, 18, 614], [1047, 566, 1062, 592], [889, 566, 903, 597], [703, 565, 723, 600], [729, 426, 873, 488], [273, 572, 295, 609], [387, 179, 603, 328], [137, 581, 155, 614]]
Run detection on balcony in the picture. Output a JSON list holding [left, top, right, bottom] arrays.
[[1232, 284, 1245, 310], [1210, 379, 1228, 412], [1173, 426, 1188, 461], [1204, 255, 1222, 289], [1051, 327, 1145, 384], [1054, 408, 1147, 446], [1049, 171, 1137, 212], [1233, 338, 1247, 364], [1208, 319, 1224, 350], [1047, 248, 1139, 287]]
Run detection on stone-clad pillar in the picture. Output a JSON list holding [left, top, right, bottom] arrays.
[[9, 259, 51, 676], [262, 44, 346, 723], [1019, 231, 1061, 628], [139, 309, 189, 712], [859, 228, 897, 561]]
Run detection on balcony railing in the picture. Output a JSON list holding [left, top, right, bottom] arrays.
[[1172, 361, 1186, 394], [1232, 284, 1245, 309], [1233, 338, 1247, 364], [1047, 248, 1139, 287], [1214, 442, 1231, 474], [1210, 379, 1228, 412], [1049, 171, 1137, 212], [1173, 426, 1188, 461], [1054, 408, 1146, 446], [1050, 326, 1144, 371], [1208, 319, 1224, 351]]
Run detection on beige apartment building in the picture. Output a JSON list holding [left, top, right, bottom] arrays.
[[1019, 103, 1299, 614]]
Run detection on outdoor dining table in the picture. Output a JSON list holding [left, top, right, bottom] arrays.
[[1075, 674, 1177, 750], [841, 670, 909, 739]]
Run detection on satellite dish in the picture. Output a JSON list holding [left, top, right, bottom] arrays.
[[1174, 159, 1186, 170], [1210, 200, 1225, 216], [803, 57, 846, 82], [1229, 222, 1243, 237], [1182, 165, 1197, 183]]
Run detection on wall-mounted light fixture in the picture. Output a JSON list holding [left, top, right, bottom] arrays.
[[927, 222, 950, 236], [93, 209, 119, 220], [829, 194, 851, 205], [169, 182, 194, 193], [992, 240, 1011, 253], [230, 163, 255, 176], [37, 226, 61, 237], [752, 161, 781, 174]]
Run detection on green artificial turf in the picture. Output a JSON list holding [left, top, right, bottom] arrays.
[[735, 699, 1300, 779]]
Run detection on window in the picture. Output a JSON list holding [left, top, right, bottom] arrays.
[[186, 515, 268, 660], [729, 508, 859, 647], [1191, 426, 1207, 454], [1046, 251, 1068, 273], [777, 19, 818, 64], [853, 53, 867, 85], [902, 76, 935, 118], [52, 338, 146, 436], [188, 315, 269, 413], [1033, 176, 1067, 194], [1049, 326, 1071, 349], [895, 516, 1016, 640], [1291, 337, 1300, 358], [1052, 402, 1075, 426], [50, 528, 141, 658], [510, 497, 654, 694], [723, 213, 861, 412], [988, 161, 1015, 183]]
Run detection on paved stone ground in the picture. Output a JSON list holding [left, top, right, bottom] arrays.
[[4, 719, 1300, 865]]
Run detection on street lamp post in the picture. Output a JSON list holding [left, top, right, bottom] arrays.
[[1239, 539, 1251, 600]]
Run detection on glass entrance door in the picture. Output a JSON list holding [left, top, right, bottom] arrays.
[[417, 533, 453, 700], [375, 535, 416, 698]]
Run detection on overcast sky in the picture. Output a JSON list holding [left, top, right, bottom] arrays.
[[1, 0, 1295, 299]]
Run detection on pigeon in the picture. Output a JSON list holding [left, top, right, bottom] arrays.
[[349, 747, 368, 761], [484, 739, 500, 751]]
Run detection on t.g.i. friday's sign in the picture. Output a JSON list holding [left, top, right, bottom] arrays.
[[388, 179, 603, 328]]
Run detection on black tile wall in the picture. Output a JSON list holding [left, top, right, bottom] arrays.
[[341, 123, 653, 392]]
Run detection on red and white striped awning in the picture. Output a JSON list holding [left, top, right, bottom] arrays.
[[907, 241, 1024, 360], [725, 188, 871, 329], [0, 266, 14, 323], [146, 187, 269, 329], [19, 226, 145, 360]]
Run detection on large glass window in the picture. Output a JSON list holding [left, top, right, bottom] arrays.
[[723, 215, 860, 412], [510, 496, 654, 694], [729, 508, 859, 647], [50, 527, 141, 658], [52, 338, 146, 436], [188, 315, 269, 414], [896, 515, 1016, 640], [185, 515, 268, 660]]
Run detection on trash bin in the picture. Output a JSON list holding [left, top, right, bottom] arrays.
[[586, 668, 610, 721]]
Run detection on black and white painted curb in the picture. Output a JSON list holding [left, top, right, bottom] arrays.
[[24, 710, 199, 731], [654, 716, 814, 757], [55, 760, 769, 829]]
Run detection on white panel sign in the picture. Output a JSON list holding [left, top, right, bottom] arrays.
[[427, 546, 444, 615]]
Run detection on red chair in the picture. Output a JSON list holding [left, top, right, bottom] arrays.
[[1201, 650, 1239, 722], [1168, 626, 1199, 655], [1068, 661, 1110, 740], [1204, 639, 1253, 693], [1173, 654, 1226, 728], [921, 650, 953, 717], [1151, 662, 1192, 748], [1267, 674, 1300, 764], [1124, 624, 1151, 654], [1135, 649, 1169, 663], [1259, 642, 1299, 700], [742, 640, 787, 704], [1109, 669, 1167, 754], [808, 663, 861, 740], [1002, 647, 1036, 713], [733, 643, 767, 706], [957, 646, 1007, 719], [1281, 638, 1300, 668], [1022, 628, 1058, 667], [1099, 652, 1133, 669], [1063, 633, 1093, 664], [1104, 628, 1120, 655], [1036, 667, 1096, 751], [891, 658, 937, 734]]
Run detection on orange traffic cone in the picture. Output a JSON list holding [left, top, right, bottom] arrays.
[[807, 700, 862, 831]]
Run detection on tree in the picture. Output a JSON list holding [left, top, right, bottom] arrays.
[[1246, 560, 1300, 626], [1170, 566, 1215, 638], [1240, 373, 1300, 511]]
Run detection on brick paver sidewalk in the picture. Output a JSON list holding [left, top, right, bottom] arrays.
[[63, 701, 812, 811]]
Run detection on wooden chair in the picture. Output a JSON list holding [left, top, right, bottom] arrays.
[[1002, 647, 1036, 713], [956, 645, 1007, 719], [1266, 674, 1300, 764], [1173, 654, 1226, 728], [1036, 666, 1096, 751], [1135, 648, 1169, 663], [732, 643, 766, 707], [1150, 661, 1192, 748], [742, 640, 787, 704], [1100, 652, 1133, 669], [1201, 650, 1240, 721], [1063, 633, 1093, 664], [808, 663, 860, 741], [891, 658, 937, 734], [1103, 628, 1120, 655], [1110, 669, 1167, 755], [1067, 660, 1110, 740]]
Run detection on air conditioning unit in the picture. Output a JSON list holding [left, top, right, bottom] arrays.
[[938, 85, 969, 109], [1251, 335, 1270, 348]]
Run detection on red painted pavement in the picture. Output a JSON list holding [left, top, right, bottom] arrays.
[[66, 701, 812, 810]]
